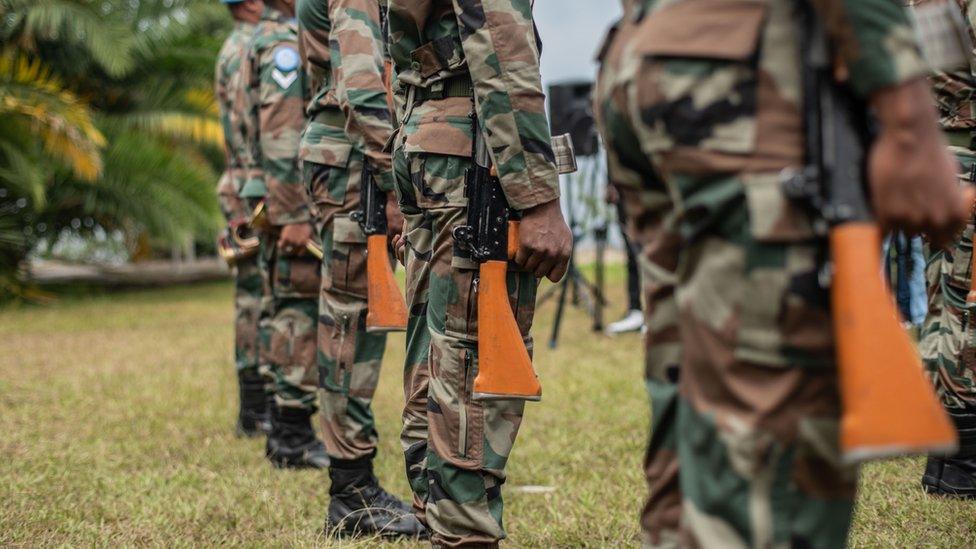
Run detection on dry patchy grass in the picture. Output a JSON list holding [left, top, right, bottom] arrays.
[[0, 271, 974, 547]]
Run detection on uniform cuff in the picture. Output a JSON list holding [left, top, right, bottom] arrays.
[[846, 21, 928, 97], [274, 210, 312, 225], [501, 170, 562, 211]]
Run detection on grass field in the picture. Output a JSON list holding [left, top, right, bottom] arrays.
[[1, 270, 975, 547]]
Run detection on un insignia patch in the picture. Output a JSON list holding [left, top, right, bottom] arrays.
[[273, 46, 300, 72], [271, 46, 300, 89]]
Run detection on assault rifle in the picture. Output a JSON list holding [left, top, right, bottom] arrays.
[[453, 121, 541, 401], [782, 2, 956, 462], [350, 163, 409, 332]]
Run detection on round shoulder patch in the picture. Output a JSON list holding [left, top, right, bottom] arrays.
[[273, 46, 300, 72]]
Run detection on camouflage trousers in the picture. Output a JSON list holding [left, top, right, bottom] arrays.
[[395, 151, 537, 547], [258, 225, 322, 411], [637, 175, 856, 548], [920, 146, 976, 421], [233, 256, 263, 373], [305, 159, 387, 461], [217, 172, 262, 374], [616, 181, 684, 547]]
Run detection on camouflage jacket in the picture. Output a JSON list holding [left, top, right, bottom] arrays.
[[241, 6, 312, 225], [387, 0, 559, 211], [595, 0, 927, 240], [216, 22, 255, 198], [297, 0, 396, 191], [928, 0, 976, 129], [596, 0, 928, 174]]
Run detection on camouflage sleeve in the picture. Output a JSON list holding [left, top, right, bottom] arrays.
[[330, 0, 397, 191], [820, 0, 928, 96], [240, 43, 267, 200], [217, 171, 249, 223], [451, 0, 560, 211], [215, 51, 233, 168], [256, 39, 312, 225]]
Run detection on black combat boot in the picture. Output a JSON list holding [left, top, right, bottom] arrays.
[[265, 406, 330, 469], [922, 408, 976, 499], [236, 369, 271, 437], [324, 457, 428, 539]]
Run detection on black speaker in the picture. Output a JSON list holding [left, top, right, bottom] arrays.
[[548, 80, 599, 157]]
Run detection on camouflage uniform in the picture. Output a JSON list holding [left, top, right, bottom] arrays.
[[387, 1, 559, 545], [296, 0, 393, 464], [216, 23, 264, 382], [242, 6, 322, 414], [920, 0, 976, 463], [596, 0, 927, 546], [594, 3, 683, 545]]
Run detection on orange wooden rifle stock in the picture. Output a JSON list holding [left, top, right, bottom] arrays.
[[454, 121, 540, 401], [969, 209, 976, 306], [351, 164, 409, 332], [784, 3, 956, 462]]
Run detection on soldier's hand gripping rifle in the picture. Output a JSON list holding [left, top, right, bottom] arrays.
[[453, 121, 541, 401], [783, 2, 956, 462], [350, 163, 410, 332]]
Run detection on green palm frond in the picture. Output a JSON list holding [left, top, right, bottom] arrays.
[[2, 0, 136, 77], [0, 51, 104, 182], [56, 127, 221, 245], [112, 111, 223, 148], [0, 140, 48, 206]]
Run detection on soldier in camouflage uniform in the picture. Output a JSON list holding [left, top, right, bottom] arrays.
[[216, 0, 270, 438], [387, 1, 572, 546], [594, 2, 683, 544], [241, 0, 330, 469], [296, 0, 425, 537], [595, 0, 967, 545], [919, 0, 976, 500]]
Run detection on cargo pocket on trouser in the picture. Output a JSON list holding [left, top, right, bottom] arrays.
[[323, 215, 368, 300], [303, 161, 335, 214], [946, 220, 975, 290], [268, 300, 319, 404], [631, 6, 764, 159], [427, 342, 485, 469], [439, 256, 479, 340], [735, 173, 830, 369], [405, 153, 469, 210], [273, 245, 322, 299], [676, 174, 835, 426]]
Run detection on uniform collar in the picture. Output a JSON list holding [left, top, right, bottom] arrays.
[[261, 6, 296, 24]]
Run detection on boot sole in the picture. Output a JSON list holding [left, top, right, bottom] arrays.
[[922, 481, 976, 499], [269, 458, 329, 470], [323, 522, 428, 541]]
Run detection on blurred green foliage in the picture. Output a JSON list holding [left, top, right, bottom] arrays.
[[0, 0, 233, 299]]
